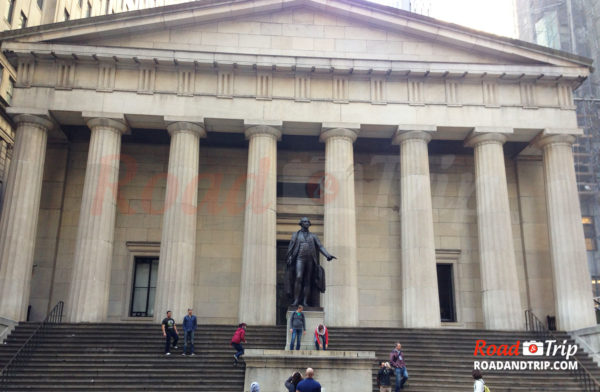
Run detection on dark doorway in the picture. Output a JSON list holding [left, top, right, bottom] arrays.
[[437, 263, 456, 322], [130, 257, 158, 317], [276, 241, 289, 325]]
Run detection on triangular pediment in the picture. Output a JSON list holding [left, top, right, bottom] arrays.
[[0, 0, 591, 70]]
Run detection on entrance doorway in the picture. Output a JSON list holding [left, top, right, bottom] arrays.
[[437, 263, 456, 322], [130, 257, 158, 317]]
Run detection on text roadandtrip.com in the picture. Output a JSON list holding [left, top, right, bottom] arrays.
[[472, 339, 579, 371]]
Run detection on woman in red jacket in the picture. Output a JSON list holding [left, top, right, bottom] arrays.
[[314, 324, 328, 350], [231, 322, 247, 366]]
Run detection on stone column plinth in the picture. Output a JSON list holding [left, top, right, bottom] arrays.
[[68, 118, 127, 322], [538, 134, 596, 331], [394, 130, 441, 328], [238, 125, 281, 325], [0, 115, 52, 322], [154, 122, 205, 322], [320, 127, 359, 327], [466, 132, 523, 330]]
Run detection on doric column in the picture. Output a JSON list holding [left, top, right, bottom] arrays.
[[393, 129, 441, 328], [537, 133, 596, 331], [0, 115, 52, 322], [68, 118, 127, 322], [466, 131, 523, 330], [154, 122, 205, 322], [238, 124, 281, 325], [320, 126, 359, 327]]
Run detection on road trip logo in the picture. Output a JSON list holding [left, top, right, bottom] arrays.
[[472, 339, 579, 371]]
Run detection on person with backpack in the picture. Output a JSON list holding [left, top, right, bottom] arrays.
[[289, 305, 306, 350], [473, 369, 490, 392], [231, 322, 247, 366]]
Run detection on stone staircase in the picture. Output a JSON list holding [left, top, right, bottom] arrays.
[[0, 323, 598, 391]]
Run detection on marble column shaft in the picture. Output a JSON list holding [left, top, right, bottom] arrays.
[[0, 115, 52, 321], [539, 134, 596, 331], [320, 128, 359, 327], [395, 130, 441, 328], [466, 132, 523, 330], [68, 118, 127, 322], [154, 122, 205, 322], [238, 125, 281, 325]]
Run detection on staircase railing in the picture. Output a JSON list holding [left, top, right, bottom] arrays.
[[525, 309, 600, 392], [0, 301, 64, 385]]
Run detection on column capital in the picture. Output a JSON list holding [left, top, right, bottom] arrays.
[[244, 125, 282, 140], [86, 117, 129, 134], [465, 132, 507, 148], [535, 133, 576, 149], [167, 121, 207, 138], [13, 114, 54, 131], [392, 130, 432, 145], [319, 127, 360, 143]]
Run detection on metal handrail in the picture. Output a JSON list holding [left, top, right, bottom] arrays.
[[0, 301, 64, 385], [525, 309, 600, 392]]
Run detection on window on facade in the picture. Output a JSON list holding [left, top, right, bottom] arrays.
[[86, 1, 91, 17], [437, 263, 456, 322], [583, 216, 597, 251], [5, 0, 15, 23], [277, 182, 322, 199], [535, 10, 560, 50], [18, 11, 26, 28], [130, 257, 158, 317], [64, 8, 69, 21], [6, 77, 14, 104], [37, 0, 43, 9]]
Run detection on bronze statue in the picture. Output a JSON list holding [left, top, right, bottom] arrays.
[[285, 217, 336, 307]]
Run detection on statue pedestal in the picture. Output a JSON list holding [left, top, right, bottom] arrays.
[[285, 309, 324, 350], [243, 349, 375, 392]]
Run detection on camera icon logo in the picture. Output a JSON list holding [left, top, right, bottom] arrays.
[[523, 341, 544, 356]]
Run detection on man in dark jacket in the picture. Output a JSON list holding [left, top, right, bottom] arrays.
[[390, 342, 408, 391], [285, 217, 336, 307], [289, 305, 306, 350], [182, 308, 197, 356]]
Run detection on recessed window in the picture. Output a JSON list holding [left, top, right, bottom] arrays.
[[6, 77, 14, 104], [437, 263, 456, 322], [5, 0, 15, 24], [583, 216, 597, 251], [130, 257, 158, 317], [535, 10, 560, 50]]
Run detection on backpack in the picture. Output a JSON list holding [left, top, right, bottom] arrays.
[[484, 385, 491, 392]]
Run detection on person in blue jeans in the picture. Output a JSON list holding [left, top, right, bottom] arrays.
[[289, 305, 306, 350], [182, 308, 197, 356], [390, 342, 408, 391]]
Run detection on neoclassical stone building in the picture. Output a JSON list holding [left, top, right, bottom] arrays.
[[0, 0, 595, 333]]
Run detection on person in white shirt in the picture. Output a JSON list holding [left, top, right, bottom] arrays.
[[472, 369, 486, 392]]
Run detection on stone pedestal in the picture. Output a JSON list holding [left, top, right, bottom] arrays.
[[285, 309, 324, 350], [466, 132, 523, 330], [320, 127, 359, 327], [154, 122, 205, 322], [0, 115, 51, 322], [68, 118, 128, 322], [394, 129, 441, 328], [538, 134, 597, 331], [238, 125, 281, 326], [243, 349, 375, 392]]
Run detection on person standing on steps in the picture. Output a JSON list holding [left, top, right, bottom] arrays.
[[289, 305, 306, 350], [182, 308, 197, 356], [231, 322, 247, 366], [390, 342, 408, 391], [377, 362, 393, 392], [314, 323, 328, 350], [161, 310, 179, 355]]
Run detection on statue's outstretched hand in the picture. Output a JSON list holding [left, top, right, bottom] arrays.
[[327, 256, 337, 261]]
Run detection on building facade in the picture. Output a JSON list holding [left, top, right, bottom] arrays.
[[0, 0, 596, 332], [516, 0, 600, 302]]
